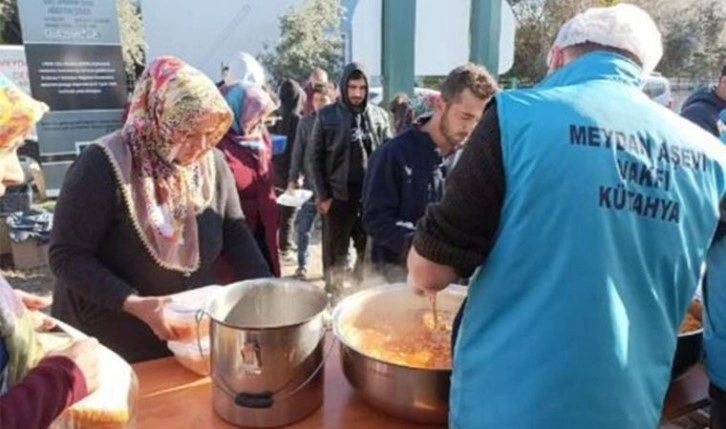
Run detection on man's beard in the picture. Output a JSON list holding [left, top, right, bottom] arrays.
[[439, 107, 466, 154], [349, 97, 365, 109]]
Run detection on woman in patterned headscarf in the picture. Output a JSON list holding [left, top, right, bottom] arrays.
[[50, 57, 270, 362], [0, 73, 104, 429], [217, 83, 281, 278]]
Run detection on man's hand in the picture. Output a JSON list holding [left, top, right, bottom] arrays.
[[407, 247, 459, 296], [317, 198, 332, 215], [49, 338, 100, 395], [287, 181, 299, 192]]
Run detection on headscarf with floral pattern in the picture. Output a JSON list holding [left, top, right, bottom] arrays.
[[0, 75, 47, 389], [99, 57, 232, 272], [0, 72, 48, 147]]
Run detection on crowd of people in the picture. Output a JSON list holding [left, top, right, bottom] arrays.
[[2, 2, 726, 428]]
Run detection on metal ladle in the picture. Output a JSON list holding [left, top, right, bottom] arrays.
[[427, 292, 439, 332]]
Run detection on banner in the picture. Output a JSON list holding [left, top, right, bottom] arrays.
[[0, 46, 31, 94]]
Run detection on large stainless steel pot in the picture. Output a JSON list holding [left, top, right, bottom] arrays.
[[332, 284, 467, 424], [205, 279, 328, 428], [672, 328, 703, 379]]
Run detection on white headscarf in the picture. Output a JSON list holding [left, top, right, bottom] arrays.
[[225, 52, 267, 87]]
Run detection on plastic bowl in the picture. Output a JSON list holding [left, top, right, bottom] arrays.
[[168, 338, 210, 376]]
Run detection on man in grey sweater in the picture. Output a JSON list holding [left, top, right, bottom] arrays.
[[287, 84, 333, 279]]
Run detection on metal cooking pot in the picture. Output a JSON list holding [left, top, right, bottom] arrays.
[[332, 284, 467, 424], [671, 328, 703, 380], [205, 279, 328, 428]]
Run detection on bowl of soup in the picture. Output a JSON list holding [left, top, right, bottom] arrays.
[[332, 284, 466, 424], [672, 301, 703, 380]]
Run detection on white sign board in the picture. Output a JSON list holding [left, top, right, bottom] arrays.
[[140, 0, 300, 80], [349, 0, 516, 76], [0, 46, 36, 140], [141, 0, 516, 80], [349, 0, 382, 76], [0, 46, 31, 94], [499, 2, 516, 75]]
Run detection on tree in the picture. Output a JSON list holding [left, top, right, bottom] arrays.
[[116, 0, 146, 76], [508, 0, 595, 83], [0, 0, 22, 44], [259, 0, 343, 86], [654, 0, 726, 80], [508, 0, 726, 83]]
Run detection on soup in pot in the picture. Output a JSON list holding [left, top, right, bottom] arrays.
[[340, 309, 455, 370], [679, 300, 702, 334]]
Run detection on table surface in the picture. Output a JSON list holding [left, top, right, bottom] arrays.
[[662, 363, 711, 420], [133, 348, 709, 429], [133, 343, 446, 429]]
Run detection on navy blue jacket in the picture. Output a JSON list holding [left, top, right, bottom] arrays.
[[681, 86, 726, 137], [362, 120, 446, 266]]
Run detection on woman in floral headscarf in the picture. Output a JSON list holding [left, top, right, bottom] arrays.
[[0, 73, 102, 429], [217, 83, 281, 277], [50, 57, 270, 362]]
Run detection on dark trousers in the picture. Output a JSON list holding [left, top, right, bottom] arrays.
[[322, 199, 367, 295], [712, 384, 726, 429]]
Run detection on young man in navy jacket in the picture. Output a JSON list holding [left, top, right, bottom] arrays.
[[362, 64, 498, 282]]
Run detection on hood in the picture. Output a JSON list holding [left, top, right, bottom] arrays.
[[682, 86, 726, 112], [278, 78, 304, 114], [340, 62, 369, 111]]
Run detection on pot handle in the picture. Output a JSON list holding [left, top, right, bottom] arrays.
[[195, 309, 210, 376], [235, 391, 274, 409], [215, 333, 337, 409], [271, 333, 336, 402]]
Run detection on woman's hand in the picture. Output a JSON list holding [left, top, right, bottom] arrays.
[[14, 289, 56, 331], [122, 295, 180, 341], [14, 289, 52, 310], [48, 338, 101, 395]]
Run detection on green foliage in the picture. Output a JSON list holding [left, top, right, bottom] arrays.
[[508, 0, 726, 82], [117, 0, 146, 75], [258, 0, 343, 86]]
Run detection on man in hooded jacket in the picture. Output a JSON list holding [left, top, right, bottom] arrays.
[[307, 62, 391, 297], [270, 79, 305, 257]]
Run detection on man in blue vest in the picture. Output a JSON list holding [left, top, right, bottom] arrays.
[[705, 94, 726, 429], [407, 4, 726, 428]]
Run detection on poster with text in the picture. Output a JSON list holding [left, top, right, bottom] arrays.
[[17, 0, 128, 194]]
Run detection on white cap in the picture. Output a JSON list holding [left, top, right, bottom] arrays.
[[226, 52, 267, 87], [549, 3, 663, 76]]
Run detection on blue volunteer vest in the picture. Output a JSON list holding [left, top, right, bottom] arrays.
[[706, 203, 726, 389], [450, 52, 726, 429]]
